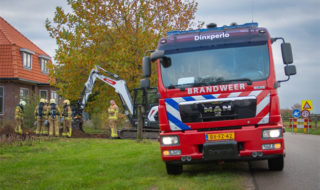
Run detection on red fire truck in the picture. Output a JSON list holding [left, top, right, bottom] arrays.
[[141, 22, 296, 174]]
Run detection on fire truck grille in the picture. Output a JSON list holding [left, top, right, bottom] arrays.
[[179, 97, 256, 123]]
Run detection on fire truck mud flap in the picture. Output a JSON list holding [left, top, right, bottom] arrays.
[[203, 140, 238, 161]]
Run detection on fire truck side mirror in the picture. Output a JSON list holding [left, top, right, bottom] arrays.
[[142, 56, 151, 77], [140, 78, 150, 88], [284, 65, 296, 76], [281, 42, 293, 64], [150, 50, 165, 61]]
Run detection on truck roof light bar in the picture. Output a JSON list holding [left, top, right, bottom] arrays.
[[167, 22, 258, 36]]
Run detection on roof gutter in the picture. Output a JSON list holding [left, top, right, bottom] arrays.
[[0, 77, 50, 85]]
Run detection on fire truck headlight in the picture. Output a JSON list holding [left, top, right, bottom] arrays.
[[262, 129, 282, 139], [161, 136, 180, 146]]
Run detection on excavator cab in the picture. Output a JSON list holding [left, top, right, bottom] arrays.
[[119, 87, 159, 139], [132, 87, 159, 128]]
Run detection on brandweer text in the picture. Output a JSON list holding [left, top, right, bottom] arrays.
[[187, 83, 246, 95]]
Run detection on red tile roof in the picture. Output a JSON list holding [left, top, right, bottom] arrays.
[[0, 16, 52, 84]]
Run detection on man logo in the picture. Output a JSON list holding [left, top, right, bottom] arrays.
[[203, 103, 232, 115], [214, 106, 222, 116], [222, 105, 232, 111], [204, 106, 213, 113]]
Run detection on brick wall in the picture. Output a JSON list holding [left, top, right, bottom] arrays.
[[0, 81, 57, 121], [0, 82, 20, 120]]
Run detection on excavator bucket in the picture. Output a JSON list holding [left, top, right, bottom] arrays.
[[72, 117, 84, 132]]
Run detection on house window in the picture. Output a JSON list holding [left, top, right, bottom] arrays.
[[39, 55, 50, 73], [20, 88, 29, 101], [40, 59, 49, 73], [22, 53, 32, 69], [0, 87, 3, 115], [40, 90, 48, 100], [20, 48, 34, 70], [51, 91, 58, 104]]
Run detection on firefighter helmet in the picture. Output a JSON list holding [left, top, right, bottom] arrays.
[[50, 99, 56, 104], [40, 98, 45, 103], [20, 100, 26, 106], [63, 99, 70, 105]]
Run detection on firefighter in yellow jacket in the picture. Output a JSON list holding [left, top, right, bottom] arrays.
[[47, 99, 61, 137], [62, 99, 72, 138], [34, 98, 48, 136], [108, 100, 119, 138], [15, 100, 26, 134]]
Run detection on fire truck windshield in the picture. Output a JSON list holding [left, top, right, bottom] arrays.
[[161, 43, 270, 88]]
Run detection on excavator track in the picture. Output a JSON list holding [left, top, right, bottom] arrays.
[[119, 128, 160, 139]]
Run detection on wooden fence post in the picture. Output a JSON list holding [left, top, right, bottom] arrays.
[[137, 105, 144, 141]]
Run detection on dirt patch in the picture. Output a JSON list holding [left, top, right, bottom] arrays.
[[0, 124, 15, 135], [0, 156, 10, 160], [0, 124, 35, 145], [0, 124, 35, 136], [71, 128, 109, 138]]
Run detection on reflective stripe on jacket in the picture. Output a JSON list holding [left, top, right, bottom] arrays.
[[63, 105, 72, 120], [15, 105, 24, 120], [108, 105, 119, 120], [34, 104, 48, 119]]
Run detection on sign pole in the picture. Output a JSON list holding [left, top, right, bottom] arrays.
[[301, 99, 313, 134]]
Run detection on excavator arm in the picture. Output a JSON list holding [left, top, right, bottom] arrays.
[[73, 65, 159, 138], [75, 66, 134, 124]]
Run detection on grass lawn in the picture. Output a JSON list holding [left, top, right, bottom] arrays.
[[0, 138, 247, 190]]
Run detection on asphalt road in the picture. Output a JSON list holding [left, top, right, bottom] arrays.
[[249, 132, 320, 190]]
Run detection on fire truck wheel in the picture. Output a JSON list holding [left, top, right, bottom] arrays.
[[268, 156, 284, 171], [165, 163, 183, 175]]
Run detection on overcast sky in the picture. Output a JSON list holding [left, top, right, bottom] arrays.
[[1, 0, 319, 113]]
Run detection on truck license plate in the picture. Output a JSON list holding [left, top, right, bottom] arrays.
[[206, 133, 235, 141]]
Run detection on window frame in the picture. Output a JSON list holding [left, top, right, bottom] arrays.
[[51, 90, 58, 104], [39, 55, 50, 74], [20, 48, 34, 70], [160, 42, 270, 88], [39, 90, 48, 100], [0, 86, 4, 115], [20, 88, 29, 101]]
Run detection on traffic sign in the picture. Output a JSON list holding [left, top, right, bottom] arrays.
[[301, 110, 310, 118], [301, 100, 313, 111], [292, 109, 301, 118]]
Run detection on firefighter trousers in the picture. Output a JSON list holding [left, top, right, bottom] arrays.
[[42, 121, 49, 136], [109, 119, 118, 138], [35, 118, 44, 135], [15, 118, 23, 134], [49, 118, 60, 137], [62, 119, 72, 137]]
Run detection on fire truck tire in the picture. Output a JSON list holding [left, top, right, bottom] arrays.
[[165, 163, 183, 175], [268, 156, 284, 171]]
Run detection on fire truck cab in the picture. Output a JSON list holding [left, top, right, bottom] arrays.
[[142, 22, 296, 174]]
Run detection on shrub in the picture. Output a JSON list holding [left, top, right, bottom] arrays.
[[23, 94, 39, 129]]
